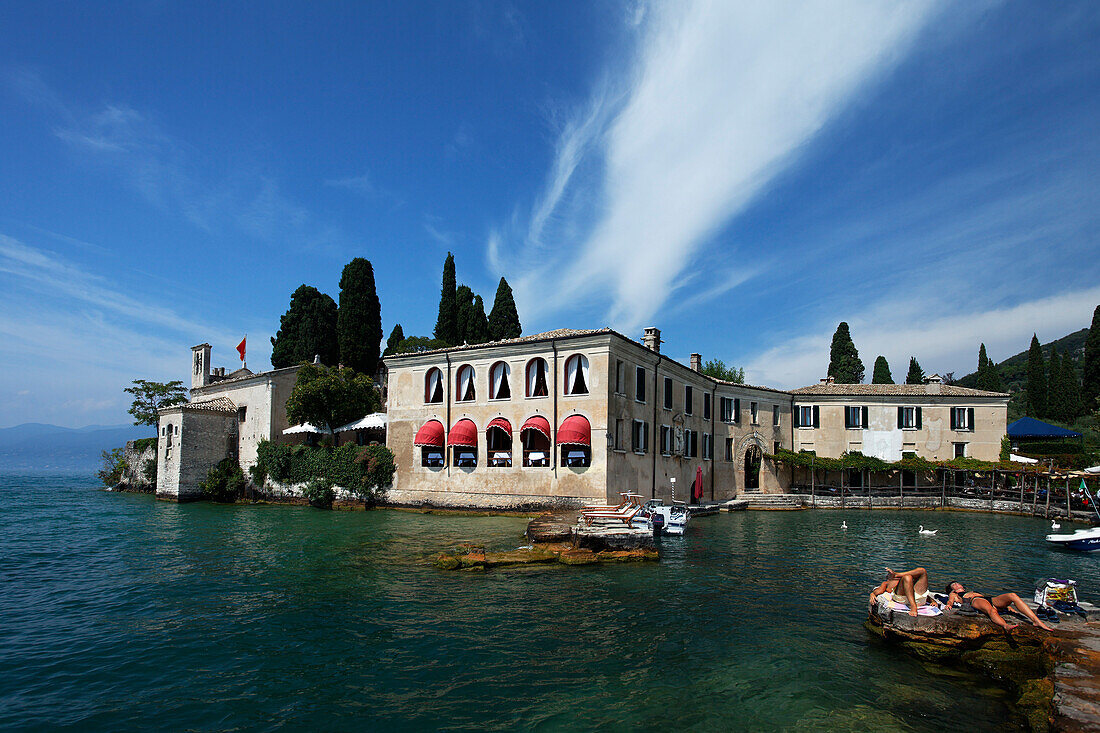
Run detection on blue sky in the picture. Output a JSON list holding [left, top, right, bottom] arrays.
[[1, 1, 1098, 428]]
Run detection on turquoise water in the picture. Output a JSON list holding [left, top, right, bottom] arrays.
[[2, 475, 1099, 731]]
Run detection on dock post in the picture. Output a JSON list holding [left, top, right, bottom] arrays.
[[1045, 476, 1051, 518], [1066, 478, 1071, 520]]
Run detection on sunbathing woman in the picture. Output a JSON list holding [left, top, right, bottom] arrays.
[[943, 581, 1053, 632], [868, 567, 933, 617]]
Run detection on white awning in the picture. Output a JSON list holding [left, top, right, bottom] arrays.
[[1010, 453, 1039, 464], [283, 422, 328, 434], [334, 413, 387, 433], [1086, 465, 1100, 474]]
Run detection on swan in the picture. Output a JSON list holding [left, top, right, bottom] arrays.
[[918, 525, 938, 536], [841, 521, 848, 530], [1051, 519, 1061, 530]]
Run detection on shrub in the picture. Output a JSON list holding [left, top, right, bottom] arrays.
[[200, 458, 245, 503], [97, 447, 127, 487], [302, 476, 336, 508], [252, 439, 395, 506], [133, 436, 158, 452], [142, 458, 157, 485]]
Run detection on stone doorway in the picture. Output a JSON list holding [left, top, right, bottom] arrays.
[[745, 445, 762, 490]]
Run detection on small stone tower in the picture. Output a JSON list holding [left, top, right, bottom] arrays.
[[191, 343, 212, 389]]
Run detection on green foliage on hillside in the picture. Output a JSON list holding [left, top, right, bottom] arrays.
[[956, 327, 1090, 392]]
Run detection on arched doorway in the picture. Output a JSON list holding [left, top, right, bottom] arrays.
[[745, 445, 762, 490]]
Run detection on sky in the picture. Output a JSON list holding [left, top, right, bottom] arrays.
[[1, 1, 1099, 428]]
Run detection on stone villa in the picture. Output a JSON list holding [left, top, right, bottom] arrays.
[[158, 328, 1009, 506]]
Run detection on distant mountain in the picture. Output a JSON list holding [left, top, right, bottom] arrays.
[[0, 423, 154, 474], [955, 327, 1089, 394]]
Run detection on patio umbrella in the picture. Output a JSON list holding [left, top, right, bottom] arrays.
[[693, 466, 703, 500]]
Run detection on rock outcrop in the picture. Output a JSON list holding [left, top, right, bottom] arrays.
[[117, 439, 157, 493]]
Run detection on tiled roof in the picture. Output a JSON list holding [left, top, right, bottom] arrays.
[[789, 383, 1008, 398], [383, 328, 613, 359], [180, 396, 237, 412]]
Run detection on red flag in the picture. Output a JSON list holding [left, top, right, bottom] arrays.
[[693, 466, 704, 500], [236, 336, 246, 361]]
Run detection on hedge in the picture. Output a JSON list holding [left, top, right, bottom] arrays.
[[253, 440, 394, 502]]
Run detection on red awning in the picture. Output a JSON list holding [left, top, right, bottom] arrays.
[[557, 415, 591, 447], [448, 419, 478, 447], [520, 415, 551, 440], [413, 420, 445, 447], [486, 417, 512, 434]]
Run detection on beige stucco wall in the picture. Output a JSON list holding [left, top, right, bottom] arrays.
[[791, 396, 1008, 462]]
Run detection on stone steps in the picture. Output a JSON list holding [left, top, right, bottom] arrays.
[[738, 493, 805, 510]]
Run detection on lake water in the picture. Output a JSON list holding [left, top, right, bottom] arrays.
[[2, 474, 1098, 731]]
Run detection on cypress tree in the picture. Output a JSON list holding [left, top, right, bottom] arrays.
[[433, 253, 458, 346], [1083, 305, 1100, 414], [384, 324, 404, 356], [468, 295, 491, 344], [975, 343, 1004, 392], [336, 257, 382, 375], [905, 357, 925, 385], [454, 285, 475, 345], [1047, 348, 1066, 422], [826, 322, 864, 383], [487, 277, 522, 340], [871, 356, 894, 384], [270, 285, 339, 368], [1064, 354, 1084, 420], [1025, 334, 1047, 418]]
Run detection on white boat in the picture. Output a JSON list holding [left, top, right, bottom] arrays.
[[1046, 525, 1100, 552], [631, 499, 690, 535]]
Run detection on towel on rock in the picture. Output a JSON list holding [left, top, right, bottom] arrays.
[[886, 601, 942, 616]]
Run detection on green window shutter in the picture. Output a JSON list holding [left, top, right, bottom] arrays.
[[734, 398, 740, 423], [967, 408, 975, 431], [861, 406, 868, 429], [916, 407, 922, 429], [812, 406, 820, 428], [950, 409, 957, 430], [792, 405, 800, 428], [897, 406, 904, 429]]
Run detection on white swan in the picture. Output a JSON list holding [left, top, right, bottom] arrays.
[[918, 525, 938, 536], [1051, 519, 1061, 530], [841, 521, 848, 530]]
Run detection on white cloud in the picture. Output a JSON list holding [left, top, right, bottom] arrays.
[[499, 0, 938, 332], [742, 286, 1100, 388]]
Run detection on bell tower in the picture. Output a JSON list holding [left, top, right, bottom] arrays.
[[191, 343, 212, 389]]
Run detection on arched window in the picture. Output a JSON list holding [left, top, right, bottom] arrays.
[[564, 354, 589, 395], [486, 417, 512, 467], [425, 368, 443, 404], [414, 420, 445, 468], [449, 418, 478, 468], [521, 415, 551, 467], [456, 365, 476, 402], [489, 361, 511, 400], [558, 414, 591, 468], [526, 358, 549, 398]]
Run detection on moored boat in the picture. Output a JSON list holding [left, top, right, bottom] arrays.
[[1045, 525, 1100, 552]]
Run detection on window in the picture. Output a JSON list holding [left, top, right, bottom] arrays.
[[898, 406, 921, 430], [720, 397, 732, 422], [774, 441, 781, 454], [750, 401, 758, 425], [953, 442, 967, 458], [421, 449, 444, 467], [526, 358, 549, 397], [951, 407, 974, 431], [772, 405, 780, 427], [663, 377, 673, 409], [685, 386, 694, 415], [522, 421, 551, 467], [660, 425, 672, 455], [845, 406, 867, 429], [795, 405, 818, 428], [489, 362, 511, 400], [684, 430, 698, 458], [615, 360, 625, 395], [702, 433, 712, 460], [487, 421, 512, 467], [425, 367, 444, 403], [703, 393, 711, 420], [564, 354, 590, 396], [635, 366, 646, 402], [237, 406, 247, 423], [720, 397, 740, 423], [456, 365, 476, 402], [614, 419, 625, 450], [725, 437, 734, 461], [632, 420, 649, 453]]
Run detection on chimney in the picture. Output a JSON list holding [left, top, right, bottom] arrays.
[[313, 354, 321, 364], [820, 375, 836, 385], [925, 374, 943, 393], [690, 353, 701, 372], [642, 327, 662, 353]]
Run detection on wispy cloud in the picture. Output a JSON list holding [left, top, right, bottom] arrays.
[[495, 1, 939, 332]]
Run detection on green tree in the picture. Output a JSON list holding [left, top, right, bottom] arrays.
[[271, 285, 339, 368], [1063, 354, 1083, 420], [433, 253, 458, 346], [905, 357, 925, 385], [468, 295, 491, 344], [392, 336, 448, 354], [487, 276, 522, 340], [454, 285, 475, 344], [1083, 305, 1100, 413], [383, 324, 405, 356], [1025, 334, 1047, 418], [200, 457, 245, 503], [286, 363, 380, 440], [124, 379, 187, 426], [975, 343, 1005, 392], [826, 322, 864, 383], [871, 356, 893, 384], [97, 447, 127, 487], [701, 358, 744, 383], [1047, 348, 1067, 422], [336, 257, 383, 375]]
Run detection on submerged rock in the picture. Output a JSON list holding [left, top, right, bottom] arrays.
[[435, 544, 657, 571]]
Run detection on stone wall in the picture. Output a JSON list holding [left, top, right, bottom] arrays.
[[117, 440, 157, 492]]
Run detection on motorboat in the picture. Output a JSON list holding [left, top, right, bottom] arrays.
[[1046, 525, 1100, 552], [631, 499, 690, 535]]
